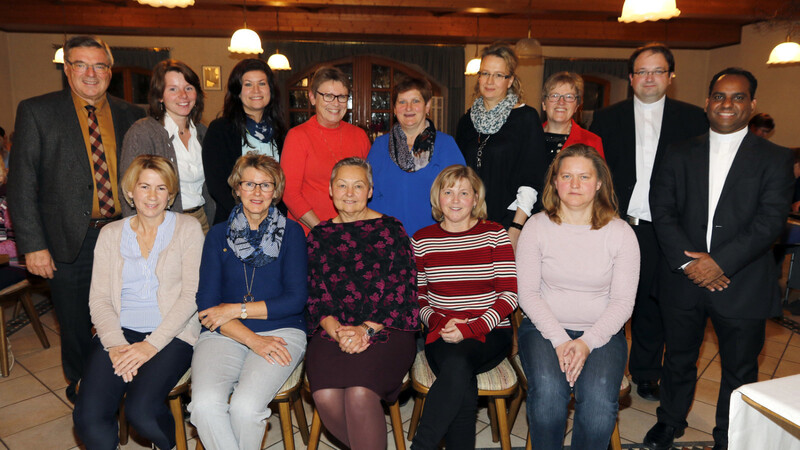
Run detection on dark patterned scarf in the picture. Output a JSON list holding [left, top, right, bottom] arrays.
[[226, 203, 285, 267], [388, 120, 437, 172]]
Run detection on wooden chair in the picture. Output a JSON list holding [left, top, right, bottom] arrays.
[[0, 279, 50, 377], [406, 351, 519, 450], [194, 361, 308, 450], [306, 374, 410, 450], [119, 368, 192, 450]]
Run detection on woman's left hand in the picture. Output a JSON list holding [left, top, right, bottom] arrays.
[[199, 303, 240, 331], [440, 318, 467, 344], [336, 325, 370, 354], [112, 341, 158, 377], [561, 339, 590, 387]]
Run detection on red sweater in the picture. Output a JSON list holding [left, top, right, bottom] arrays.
[[281, 116, 370, 234], [412, 220, 518, 343], [543, 119, 605, 158]]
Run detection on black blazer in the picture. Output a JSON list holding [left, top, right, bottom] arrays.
[[8, 89, 145, 263], [650, 132, 794, 319], [589, 97, 707, 215]]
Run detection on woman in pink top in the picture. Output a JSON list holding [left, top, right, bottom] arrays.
[[280, 67, 370, 234], [515, 144, 639, 450]]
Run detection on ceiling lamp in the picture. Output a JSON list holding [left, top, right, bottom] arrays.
[[768, 40, 800, 64], [267, 11, 292, 70], [516, 1, 542, 62], [229, 0, 263, 54], [465, 17, 481, 75], [53, 47, 64, 64], [618, 0, 680, 23], [136, 0, 194, 7]]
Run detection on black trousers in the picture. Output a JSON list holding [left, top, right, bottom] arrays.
[[628, 221, 665, 382], [48, 226, 100, 387], [410, 328, 512, 450], [657, 296, 765, 446]]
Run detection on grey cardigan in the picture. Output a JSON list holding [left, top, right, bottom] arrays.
[[120, 116, 215, 219], [88, 213, 204, 351]]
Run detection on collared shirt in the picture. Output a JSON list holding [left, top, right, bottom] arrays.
[[706, 127, 748, 250], [164, 114, 205, 210], [119, 211, 176, 332], [628, 95, 666, 221], [71, 91, 120, 219]]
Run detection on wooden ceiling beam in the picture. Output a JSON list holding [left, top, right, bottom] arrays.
[[0, 0, 750, 48]]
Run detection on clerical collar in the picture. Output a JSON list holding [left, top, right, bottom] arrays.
[[710, 127, 747, 143], [633, 95, 665, 111]]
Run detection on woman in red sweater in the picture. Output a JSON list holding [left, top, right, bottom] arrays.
[[410, 164, 518, 450], [280, 66, 371, 234]]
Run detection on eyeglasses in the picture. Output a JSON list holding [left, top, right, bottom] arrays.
[[66, 60, 111, 74], [545, 93, 579, 103], [478, 72, 512, 81], [316, 91, 349, 103], [632, 69, 669, 78], [239, 181, 276, 193]]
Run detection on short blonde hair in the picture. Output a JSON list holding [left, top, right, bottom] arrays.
[[121, 155, 179, 208], [430, 165, 488, 222], [541, 144, 618, 230], [227, 152, 285, 205], [542, 71, 584, 105], [473, 43, 523, 100]]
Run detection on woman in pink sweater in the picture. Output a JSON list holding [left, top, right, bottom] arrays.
[[516, 144, 639, 449]]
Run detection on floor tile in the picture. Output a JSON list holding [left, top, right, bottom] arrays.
[[0, 374, 49, 408], [617, 405, 656, 443], [760, 339, 788, 359], [6, 326, 59, 359], [52, 387, 73, 409], [685, 400, 717, 434], [757, 372, 773, 382], [789, 333, 800, 348], [693, 378, 720, 407], [700, 359, 722, 383], [757, 354, 780, 376], [38, 311, 60, 334], [626, 384, 659, 415], [15, 345, 62, 373], [698, 340, 719, 360], [34, 365, 69, 391], [474, 423, 525, 448], [781, 342, 800, 363], [774, 360, 800, 378], [0, 393, 71, 436], [677, 426, 714, 444], [2, 414, 79, 450], [695, 356, 713, 376], [0, 361, 29, 384], [764, 320, 793, 344]]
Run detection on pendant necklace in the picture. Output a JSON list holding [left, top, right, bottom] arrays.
[[243, 263, 256, 303], [476, 133, 491, 169]]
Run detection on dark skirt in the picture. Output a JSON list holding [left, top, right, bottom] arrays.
[[306, 329, 416, 403]]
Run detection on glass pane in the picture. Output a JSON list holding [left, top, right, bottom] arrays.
[[371, 112, 390, 134], [371, 91, 390, 111], [293, 77, 309, 88], [290, 112, 310, 127], [343, 111, 353, 124], [107, 76, 124, 100], [335, 64, 354, 85], [371, 65, 390, 89], [131, 72, 150, 105], [289, 90, 309, 109]]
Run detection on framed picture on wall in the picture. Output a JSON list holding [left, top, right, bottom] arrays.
[[202, 65, 222, 91]]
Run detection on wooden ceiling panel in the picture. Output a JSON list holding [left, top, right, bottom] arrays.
[[0, 0, 795, 48]]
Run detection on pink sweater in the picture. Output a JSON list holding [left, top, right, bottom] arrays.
[[515, 212, 639, 351]]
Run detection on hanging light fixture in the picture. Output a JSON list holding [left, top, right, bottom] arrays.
[[229, 0, 263, 54], [267, 10, 292, 70], [768, 39, 800, 64], [516, 0, 542, 62], [618, 0, 680, 23], [136, 0, 194, 7], [53, 46, 64, 64], [465, 17, 481, 75]]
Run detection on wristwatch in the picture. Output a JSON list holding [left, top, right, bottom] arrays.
[[361, 323, 376, 337], [240, 303, 248, 320]]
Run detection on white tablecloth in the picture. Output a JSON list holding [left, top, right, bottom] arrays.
[[729, 374, 800, 449]]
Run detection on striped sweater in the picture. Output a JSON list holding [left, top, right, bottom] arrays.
[[412, 220, 518, 343]]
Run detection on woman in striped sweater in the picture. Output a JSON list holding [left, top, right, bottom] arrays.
[[410, 164, 518, 450]]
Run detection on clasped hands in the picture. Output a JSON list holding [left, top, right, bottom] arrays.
[[683, 251, 729, 292], [321, 317, 377, 354], [440, 318, 466, 344], [108, 341, 158, 383], [555, 339, 589, 387]]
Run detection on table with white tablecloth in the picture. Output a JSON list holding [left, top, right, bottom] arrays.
[[729, 374, 800, 449]]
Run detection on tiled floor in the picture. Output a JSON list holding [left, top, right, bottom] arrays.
[[2, 296, 800, 450]]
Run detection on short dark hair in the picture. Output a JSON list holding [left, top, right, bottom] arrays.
[[392, 76, 432, 106], [222, 58, 288, 152], [708, 67, 757, 98], [628, 43, 674, 74], [148, 59, 204, 125], [63, 35, 114, 67], [748, 113, 774, 131]]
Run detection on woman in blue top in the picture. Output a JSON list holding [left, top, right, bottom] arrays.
[[189, 152, 308, 450], [367, 77, 465, 237]]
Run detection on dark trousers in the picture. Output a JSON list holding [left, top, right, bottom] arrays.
[[49, 226, 99, 388], [657, 297, 765, 446], [410, 328, 512, 450], [73, 329, 193, 450], [628, 221, 665, 382]]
